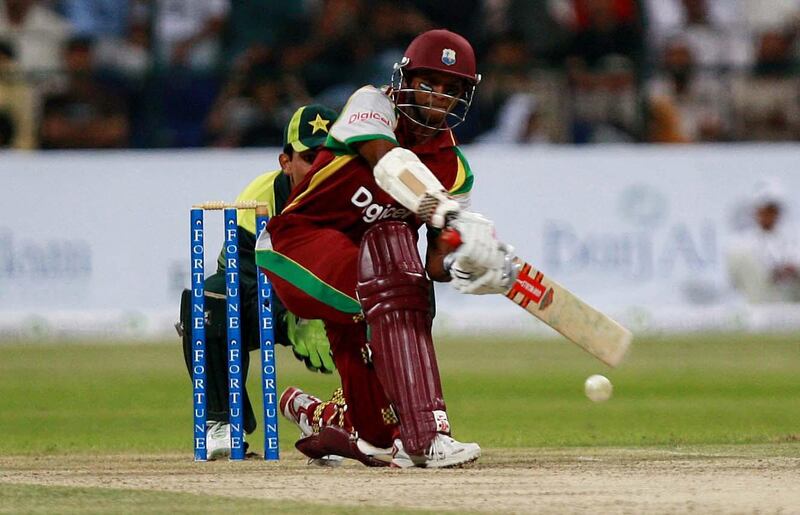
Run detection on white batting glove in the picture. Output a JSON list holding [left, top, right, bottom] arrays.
[[450, 242, 517, 295], [448, 212, 498, 271], [428, 192, 462, 229]]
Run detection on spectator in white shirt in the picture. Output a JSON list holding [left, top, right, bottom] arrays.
[[151, 0, 229, 70], [0, 0, 71, 77], [726, 178, 800, 303], [644, 0, 751, 70], [646, 37, 729, 142]]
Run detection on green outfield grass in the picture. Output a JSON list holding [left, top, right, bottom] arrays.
[[0, 333, 798, 455]]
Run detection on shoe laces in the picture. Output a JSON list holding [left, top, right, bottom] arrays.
[[311, 387, 347, 433], [425, 434, 454, 461]]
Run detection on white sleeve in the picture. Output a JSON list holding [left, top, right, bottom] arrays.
[[329, 86, 398, 147]]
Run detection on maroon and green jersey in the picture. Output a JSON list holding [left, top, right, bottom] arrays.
[[266, 85, 474, 243]]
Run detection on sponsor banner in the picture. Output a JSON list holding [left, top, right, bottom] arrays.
[[2, 145, 799, 339]]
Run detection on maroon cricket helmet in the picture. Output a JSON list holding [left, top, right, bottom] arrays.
[[391, 29, 481, 131], [401, 29, 480, 85]]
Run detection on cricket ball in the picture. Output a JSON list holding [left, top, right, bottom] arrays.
[[584, 374, 613, 402]]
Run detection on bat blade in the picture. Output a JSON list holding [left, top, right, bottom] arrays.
[[504, 259, 632, 367]]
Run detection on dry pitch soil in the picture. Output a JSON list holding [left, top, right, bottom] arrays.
[[2, 447, 799, 513]]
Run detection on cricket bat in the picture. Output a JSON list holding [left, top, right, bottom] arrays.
[[442, 230, 632, 367]]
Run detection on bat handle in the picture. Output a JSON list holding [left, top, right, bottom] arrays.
[[441, 228, 462, 248], [441, 228, 462, 273]]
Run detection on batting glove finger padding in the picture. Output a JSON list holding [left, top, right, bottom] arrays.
[[451, 266, 508, 295], [450, 241, 517, 295]]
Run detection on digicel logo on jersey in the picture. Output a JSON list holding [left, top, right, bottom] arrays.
[[351, 186, 410, 223], [348, 111, 392, 127]]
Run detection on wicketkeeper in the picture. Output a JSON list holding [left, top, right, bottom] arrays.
[[257, 30, 514, 468], [178, 104, 339, 459]]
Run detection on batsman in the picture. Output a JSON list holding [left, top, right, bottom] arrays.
[[257, 29, 515, 468]]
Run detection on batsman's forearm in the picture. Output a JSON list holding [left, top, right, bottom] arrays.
[[426, 232, 453, 282], [372, 146, 461, 229]]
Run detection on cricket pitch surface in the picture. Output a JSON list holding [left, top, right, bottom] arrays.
[[2, 445, 798, 513]]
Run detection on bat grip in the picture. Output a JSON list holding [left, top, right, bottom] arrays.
[[441, 228, 462, 248], [440, 228, 462, 273]]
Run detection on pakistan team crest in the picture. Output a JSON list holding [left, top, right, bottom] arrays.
[[441, 48, 456, 66]]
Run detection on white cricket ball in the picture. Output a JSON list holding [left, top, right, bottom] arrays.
[[584, 374, 613, 402]]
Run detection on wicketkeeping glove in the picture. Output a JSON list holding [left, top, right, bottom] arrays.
[[286, 313, 336, 374]]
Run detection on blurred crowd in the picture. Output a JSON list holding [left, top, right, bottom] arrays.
[[1, 0, 799, 150]]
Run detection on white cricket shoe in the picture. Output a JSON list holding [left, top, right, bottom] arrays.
[[206, 420, 231, 460], [391, 434, 481, 469]]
